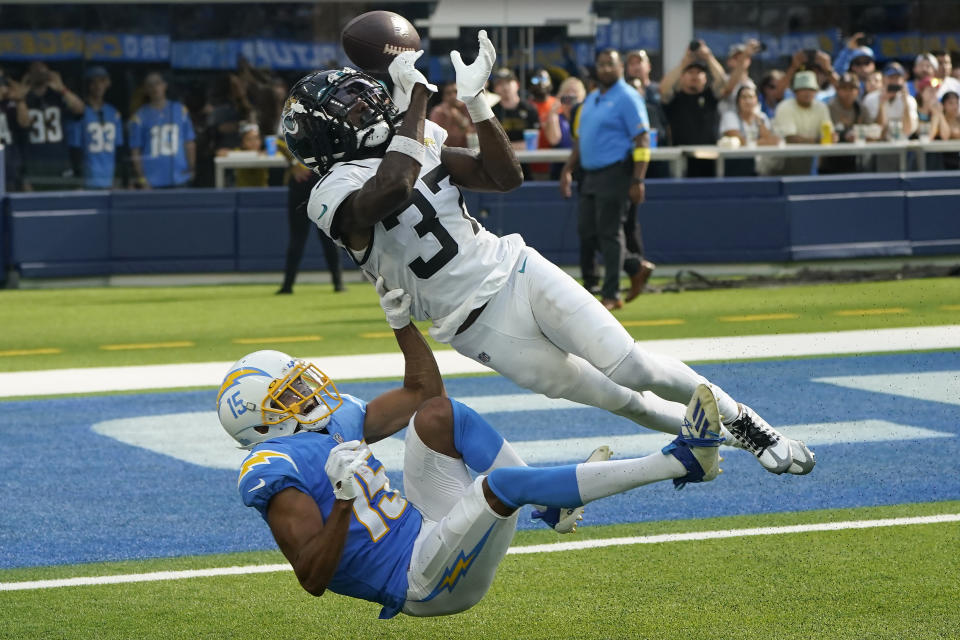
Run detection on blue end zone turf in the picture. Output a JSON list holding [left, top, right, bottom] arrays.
[[2, 351, 958, 569]]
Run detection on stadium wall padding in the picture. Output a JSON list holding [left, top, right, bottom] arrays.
[[3, 172, 959, 279]]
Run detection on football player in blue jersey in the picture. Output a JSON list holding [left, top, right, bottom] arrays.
[[128, 72, 195, 188], [279, 33, 815, 478], [69, 67, 123, 189], [218, 276, 728, 618]]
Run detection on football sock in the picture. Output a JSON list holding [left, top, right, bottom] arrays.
[[451, 399, 525, 474], [614, 391, 684, 435], [486, 454, 686, 509]]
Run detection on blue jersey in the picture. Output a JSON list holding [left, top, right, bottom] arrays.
[[237, 394, 422, 619], [578, 78, 649, 170], [128, 101, 194, 187], [69, 104, 124, 189]]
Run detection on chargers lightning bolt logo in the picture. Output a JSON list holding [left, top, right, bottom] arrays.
[[421, 525, 495, 601], [238, 450, 299, 488]]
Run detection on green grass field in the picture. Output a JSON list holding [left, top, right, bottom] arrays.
[[2, 276, 959, 639], [1, 277, 958, 372], [2, 502, 958, 640]]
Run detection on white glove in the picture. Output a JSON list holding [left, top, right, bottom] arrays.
[[324, 440, 367, 501], [388, 50, 437, 112], [374, 276, 412, 329], [450, 30, 496, 122]]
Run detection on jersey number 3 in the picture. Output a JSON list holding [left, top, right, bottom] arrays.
[[381, 164, 478, 279]]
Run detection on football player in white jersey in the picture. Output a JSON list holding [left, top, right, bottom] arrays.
[[219, 279, 728, 617], [279, 32, 815, 479]]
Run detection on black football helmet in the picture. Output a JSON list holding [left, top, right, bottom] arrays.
[[281, 68, 401, 175]]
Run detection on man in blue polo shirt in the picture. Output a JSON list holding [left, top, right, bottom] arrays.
[[69, 66, 123, 189], [559, 48, 650, 310], [128, 72, 195, 188]]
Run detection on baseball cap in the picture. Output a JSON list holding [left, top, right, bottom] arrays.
[[883, 61, 906, 77], [792, 70, 818, 91], [728, 43, 748, 58], [683, 60, 709, 73], [492, 67, 516, 84], [849, 46, 875, 62], [84, 65, 109, 79]]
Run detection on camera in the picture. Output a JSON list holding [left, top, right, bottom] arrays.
[[887, 83, 903, 93], [804, 49, 819, 71], [856, 34, 874, 47], [689, 40, 701, 52]]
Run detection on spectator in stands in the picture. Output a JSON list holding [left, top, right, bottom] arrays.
[[22, 61, 85, 190], [69, 67, 123, 190], [0, 70, 29, 192], [209, 73, 254, 153], [526, 69, 561, 179], [428, 82, 474, 148], [718, 41, 760, 117], [555, 76, 586, 152], [931, 50, 960, 97], [719, 85, 780, 176], [215, 121, 268, 187], [940, 91, 960, 169], [909, 53, 938, 97], [758, 70, 786, 119], [559, 49, 651, 310], [833, 34, 875, 89], [821, 73, 869, 174], [128, 72, 196, 189], [863, 62, 917, 140], [625, 49, 670, 174], [491, 68, 539, 151], [661, 41, 728, 177], [915, 78, 945, 140], [771, 71, 833, 175], [864, 70, 883, 98]]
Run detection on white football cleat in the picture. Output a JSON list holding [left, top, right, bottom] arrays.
[[722, 404, 793, 475], [787, 439, 816, 475], [531, 445, 613, 533]]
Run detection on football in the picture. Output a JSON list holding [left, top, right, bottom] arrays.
[[341, 11, 421, 73]]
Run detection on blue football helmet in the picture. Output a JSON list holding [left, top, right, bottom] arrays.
[[281, 68, 400, 175]]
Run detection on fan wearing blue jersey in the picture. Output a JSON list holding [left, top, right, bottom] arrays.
[[279, 34, 816, 479], [69, 67, 123, 189], [218, 276, 728, 618], [128, 72, 195, 188]]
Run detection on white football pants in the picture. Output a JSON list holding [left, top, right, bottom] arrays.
[[450, 246, 709, 434], [401, 420, 517, 617]]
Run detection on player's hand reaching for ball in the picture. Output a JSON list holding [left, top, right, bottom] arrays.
[[388, 50, 436, 112], [450, 30, 497, 122], [324, 440, 368, 501]]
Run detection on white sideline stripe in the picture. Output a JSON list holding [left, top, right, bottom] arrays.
[[3, 514, 958, 592], [1, 325, 959, 398]]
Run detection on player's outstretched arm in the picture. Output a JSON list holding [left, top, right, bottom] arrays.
[[363, 278, 445, 444], [441, 30, 523, 192], [335, 52, 435, 246]]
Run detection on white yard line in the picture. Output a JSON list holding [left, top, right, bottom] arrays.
[[1, 325, 959, 399], [2, 513, 957, 592]]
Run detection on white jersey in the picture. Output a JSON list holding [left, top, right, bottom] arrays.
[[308, 120, 525, 343]]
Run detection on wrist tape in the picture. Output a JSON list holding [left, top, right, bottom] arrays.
[[463, 94, 495, 123], [386, 135, 426, 164]]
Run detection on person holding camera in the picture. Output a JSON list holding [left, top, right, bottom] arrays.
[[833, 33, 876, 91], [862, 62, 917, 141], [718, 41, 762, 117], [661, 39, 728, 177], [22, 61, 85, 190]]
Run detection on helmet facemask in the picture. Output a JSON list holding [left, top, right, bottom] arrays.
[[263, 360, 343, 430]]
